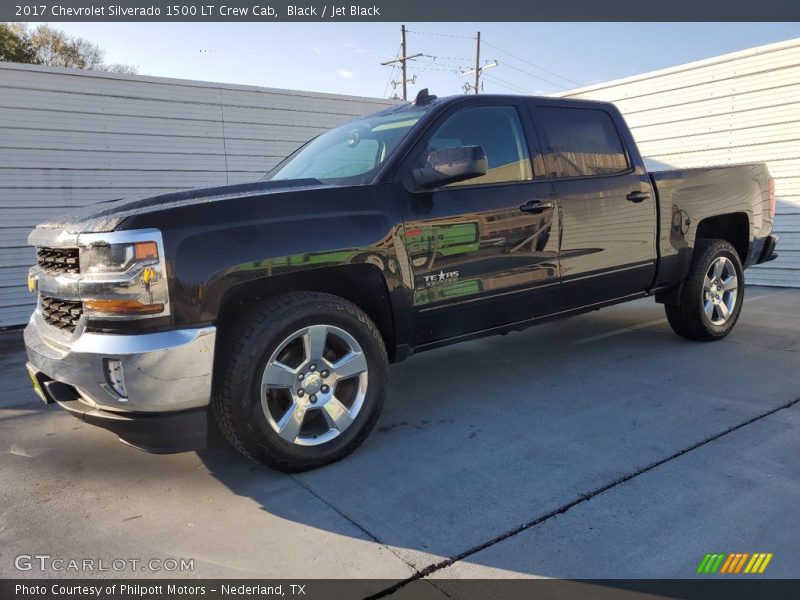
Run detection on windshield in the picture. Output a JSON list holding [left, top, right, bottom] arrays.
[[263, 108, 427, 185]]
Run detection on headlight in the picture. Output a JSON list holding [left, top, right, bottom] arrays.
[[79, 231, 169, 318], [82, 241, 159, 275]]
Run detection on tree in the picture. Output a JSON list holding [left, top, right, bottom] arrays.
[[29, 25, 103, 69], [0, 23, 37, 63], [0, 23, 137, 73], [99, 63, 139, 75]]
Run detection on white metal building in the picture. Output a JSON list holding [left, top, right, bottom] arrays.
[[2, 39, 799, 326], [0, 62, 394, 327], [560, 38, 800, 288]]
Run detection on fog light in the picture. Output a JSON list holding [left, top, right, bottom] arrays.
[[104, 358, 127, 399]]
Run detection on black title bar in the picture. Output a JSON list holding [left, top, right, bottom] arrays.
[[4, 0, 800, 22]]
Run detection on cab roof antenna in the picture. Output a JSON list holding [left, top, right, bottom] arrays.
[[414, 88, 437, 106]]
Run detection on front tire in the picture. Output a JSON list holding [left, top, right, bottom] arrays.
[[213, 292, 387, 472], [665, 239, 744, 341]]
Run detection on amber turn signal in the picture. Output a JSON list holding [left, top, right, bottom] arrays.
[[134, 241, 159, 260], [83, 299, 164, 315]]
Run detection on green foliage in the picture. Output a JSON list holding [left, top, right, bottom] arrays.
[[0, 22, 136, 73], [0, 23, 38, 64], [28, 24, 103, 68]]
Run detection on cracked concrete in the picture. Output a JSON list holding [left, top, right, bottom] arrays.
[[1, 286, 798, 595]]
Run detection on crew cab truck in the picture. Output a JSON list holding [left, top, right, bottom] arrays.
[[24, 91, 778, 471]]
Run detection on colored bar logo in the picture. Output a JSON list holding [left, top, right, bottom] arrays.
[[697, 553, 773, 574]]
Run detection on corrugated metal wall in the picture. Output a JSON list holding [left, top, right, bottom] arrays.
[[0, 62, 394, 327], [560, 38, 800, 288]]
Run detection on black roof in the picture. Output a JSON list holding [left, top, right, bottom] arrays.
[[363, 93, 616, 124]]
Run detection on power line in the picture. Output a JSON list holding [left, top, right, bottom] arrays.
[[414, 58, 460, 65], [421, 56, 563, 91], [414, 58, 466, 68], [482, 74, 528, 93], [412, 59, 473, 77], [380, 25, 423, 100], [459, 31, 496, 95], [404, 29, 474, 40], [497, 61, 571, 90], [481, 38, 582, 87], [393, 27, 579, 96], [482, 74, 531, 94], [421, 54, 490, 63], [410, 59, 444, 74], [400, 28, 580, 89], [383, 60, 398, 98], [408, 64, 463, 74]]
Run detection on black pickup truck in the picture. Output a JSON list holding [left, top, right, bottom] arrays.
[[24, 90, 778, 471]]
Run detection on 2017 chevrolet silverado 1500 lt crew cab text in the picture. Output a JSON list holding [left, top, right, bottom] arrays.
[[24, 91, 778, 471]]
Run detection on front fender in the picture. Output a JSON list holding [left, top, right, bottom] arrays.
[[133, 184, 413, 347]]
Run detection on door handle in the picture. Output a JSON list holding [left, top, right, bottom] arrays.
[[626, 191, 650, 203], [520, 200, 555, 214]]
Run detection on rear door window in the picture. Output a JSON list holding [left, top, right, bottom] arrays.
[[537, 107, 629, 178]]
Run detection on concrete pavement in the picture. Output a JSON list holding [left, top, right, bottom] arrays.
[[1, 286, 798, 594]]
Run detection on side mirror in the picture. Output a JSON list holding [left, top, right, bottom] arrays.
[[412, 145, 487, 188]]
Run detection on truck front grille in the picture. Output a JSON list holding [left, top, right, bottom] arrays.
[[36, 247, 80, 274], [40, 296, 83, 333]]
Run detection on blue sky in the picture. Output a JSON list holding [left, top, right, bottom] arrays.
[[55, 22, 800, 98]]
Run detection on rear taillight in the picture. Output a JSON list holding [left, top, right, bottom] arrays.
[[768, 177, 775, 218]]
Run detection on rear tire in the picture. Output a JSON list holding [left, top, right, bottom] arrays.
[[213, 292, 387, 472], [665, 239, 744, 341]]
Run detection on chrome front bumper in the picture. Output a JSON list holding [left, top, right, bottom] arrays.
[[24, 314, 216, 413]]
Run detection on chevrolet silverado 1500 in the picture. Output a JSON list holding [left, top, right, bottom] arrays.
[[24, 90, 778, 470]]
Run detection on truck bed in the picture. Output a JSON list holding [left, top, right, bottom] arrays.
[[648, 162, 773, 289]]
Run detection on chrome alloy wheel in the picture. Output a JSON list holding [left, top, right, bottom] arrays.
[[702, 256, 738, 326], [260, 324, 368, 446]]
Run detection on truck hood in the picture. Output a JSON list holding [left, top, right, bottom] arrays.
[[33, 179, 329, 234]]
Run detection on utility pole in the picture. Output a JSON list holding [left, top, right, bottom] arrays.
[[380, 25, 422, 100], [474, 31, 480, 95], [461, 31, 496, 94], [402, 25, 409, 101]]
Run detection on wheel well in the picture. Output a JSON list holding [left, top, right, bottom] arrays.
[[695, 213, 749, 263], [215, 265, 397, 361]]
